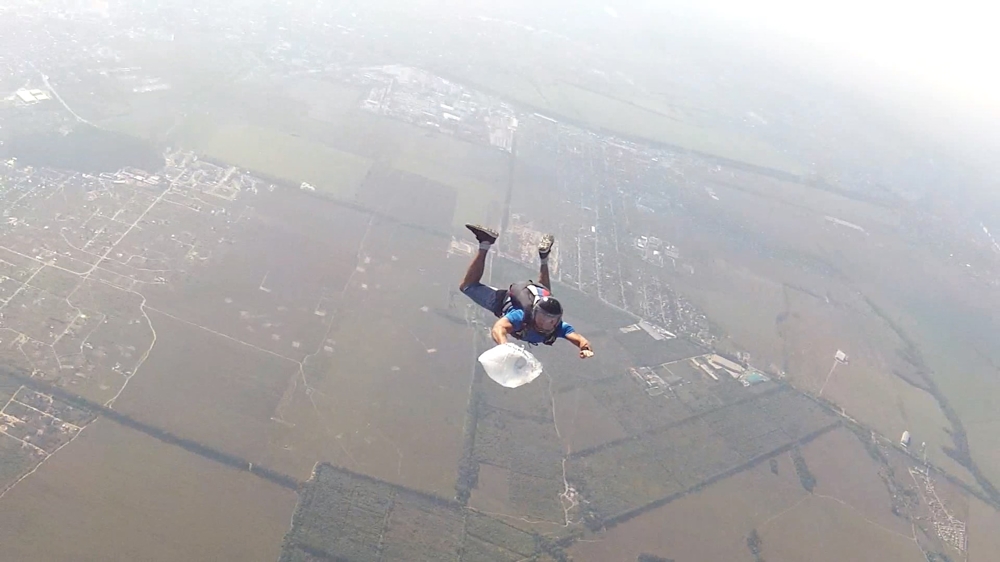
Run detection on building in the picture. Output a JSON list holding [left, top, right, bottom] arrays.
[[14, 89, 50, 104], [901, 431, 911, 448], [706, 354, 744, 376], [835, 349, 849, 364], [629, 367, 666, 396], [690, 357, 719, 381]]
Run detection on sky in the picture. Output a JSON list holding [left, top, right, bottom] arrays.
[[684, 0, 999, 115], [681, 0, 1000, 216]]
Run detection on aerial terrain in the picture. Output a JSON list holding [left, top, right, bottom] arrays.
[[0, 1, 998, 561]]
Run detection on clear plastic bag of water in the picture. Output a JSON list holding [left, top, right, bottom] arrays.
[[478, 343, 543, 388]]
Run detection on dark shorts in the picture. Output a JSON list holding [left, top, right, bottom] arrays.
[[461, 283, 508, 317]]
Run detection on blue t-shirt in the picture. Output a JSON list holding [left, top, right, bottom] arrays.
[[504, 308, 574, 344]]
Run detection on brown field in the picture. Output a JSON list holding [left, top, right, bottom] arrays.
[[778, 289, 968, 483], [569, 459, 805, 562], [551, 386, 629, 454], [568, 426, 947, 562], [270, 218, 473, 495], [760, 495, 925, 562], [469, 463, 513, 515], [111, 309, 300, 462], [139, 192, 369, 363], [798, 428, 913, 536], [354, 167, 459, 233], [626, 170, 975, 488], [0, 420, 295, 562], [107, 187, 475, 496], [968, 496, 1000, 562], [670, 259, 788, 368], [468, 464, 568, 533], [895, 299, 1000, 488]]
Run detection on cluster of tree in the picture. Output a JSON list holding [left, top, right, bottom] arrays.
[[6, 124, 163, 175], [278, 543, 341, 562], [790, 447, 816, 493], [637, 554, 674, 562], [852, 425, 887, 464], [455, 391, 482, 504], [531, 532, 569, 562], [583, 508, 605, 532], [746, 529, 766, 562]]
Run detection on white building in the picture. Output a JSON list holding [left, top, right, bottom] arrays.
[[835, 349, 849, 364], [14, 89, 50, 104]]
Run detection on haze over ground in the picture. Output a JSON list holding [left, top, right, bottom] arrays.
[[0, 1, 998, 561]]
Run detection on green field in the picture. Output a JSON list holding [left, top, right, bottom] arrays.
[[391, 155, 502, 228], [449, 65, 805, 174], [177, 117, 373, 198], [388, 124, 509, 228], [544, 82, 802, 173], [282, 78, 365, 124], [167, 105, 504, 228], [0, 433, 38, 492]]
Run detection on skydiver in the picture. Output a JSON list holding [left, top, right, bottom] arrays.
[[459, 224, 594, 359]]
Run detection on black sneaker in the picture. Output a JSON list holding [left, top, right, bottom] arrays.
[[465, 224, 498, 245], [538, 234, 555, 260]]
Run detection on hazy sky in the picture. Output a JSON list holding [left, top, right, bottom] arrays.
[[689, 0, 998, 113]]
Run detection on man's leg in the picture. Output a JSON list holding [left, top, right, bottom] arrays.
[[459, 224, 499, 291], [460, 248, 488, 290], [459, 224, 505, 315], [537, 234, 554, 289]]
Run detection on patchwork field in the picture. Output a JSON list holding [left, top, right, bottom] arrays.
[[178, 119, 373, 198], [0, 420, 296, 562]]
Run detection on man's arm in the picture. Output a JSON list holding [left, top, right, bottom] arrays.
[[491, 316, 515, 345], [565, 332, 594, 358]]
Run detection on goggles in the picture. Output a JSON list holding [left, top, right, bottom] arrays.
[[533, 307, 562, 333]]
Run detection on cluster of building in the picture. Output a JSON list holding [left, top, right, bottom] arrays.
[[634, 235, 679, 268], [690, 354, 769, 386], [627, 351, 771, 403], [11, 88, 51, 105], [629, 366, 679, 397], [94, 67, 171, 94], [508, 114, 721, 345], [909, 466, 968, 552], [348, 65, 518, 152], [619, 320, 677, 341], [162, 150, 272, 202], [498, 214, 560, 271], [0, 387, 82, 457]]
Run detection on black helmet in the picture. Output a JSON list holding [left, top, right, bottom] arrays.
[[536, 297, 562, 316], [532, 297, 563, 333]]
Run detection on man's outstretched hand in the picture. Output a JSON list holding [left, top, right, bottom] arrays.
[[567, 333, 593, 359]]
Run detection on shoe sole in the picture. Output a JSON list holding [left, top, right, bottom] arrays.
[[465, 223, 498, 244], [538, 234, 554, 256]]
